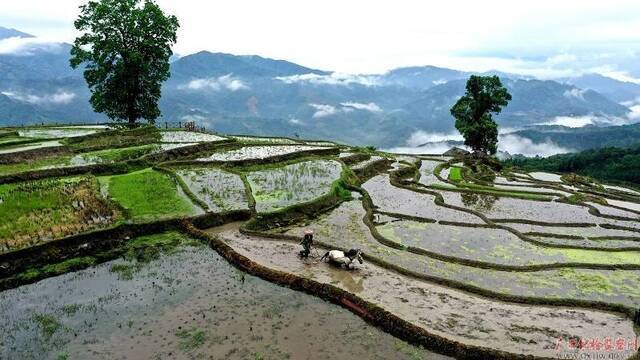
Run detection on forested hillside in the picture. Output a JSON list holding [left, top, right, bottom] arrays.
[[505, 144, 640, 185]]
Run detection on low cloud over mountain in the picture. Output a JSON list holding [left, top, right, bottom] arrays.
[[1, 25, 639, 155]]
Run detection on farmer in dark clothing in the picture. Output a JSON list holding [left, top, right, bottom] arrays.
[[299, 230, 314, 258]]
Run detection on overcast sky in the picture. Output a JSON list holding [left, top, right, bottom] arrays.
[[2, 0, 640, 79]]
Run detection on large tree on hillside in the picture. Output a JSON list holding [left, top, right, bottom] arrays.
[[70, 0, 179, 125], [450, 75, 511, 155]]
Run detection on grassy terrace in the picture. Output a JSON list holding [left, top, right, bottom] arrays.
[[100, 168, 200, 221], [0, 144, 161, 176], [0, 176, 119, 253]]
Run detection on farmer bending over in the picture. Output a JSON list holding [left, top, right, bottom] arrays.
[[300, 230, 314, 258]]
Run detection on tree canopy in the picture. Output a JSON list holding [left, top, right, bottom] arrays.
[[70, 0, 179, 124], [450, 75, 511, 155], [504, 144, 640, 186]]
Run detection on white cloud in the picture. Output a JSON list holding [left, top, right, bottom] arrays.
[[542, 115, 595, 128], [275, 73, 380, 87], [406, 130, 463, 147], [288, 118, 303, 125], [432, 79, 448, 85], [385, 130, 573, 157], [0, 36, 64, 56], [590, 67, 640, 84], [538, 114, 633, 128], [497, 134, 573, 157], [621, 97, 640, 121], [309, 103, 337, 118], [385, 143, 460, 155], [1, 90, 75, 104], [628, 105, 640, 120], [545, 53, 578, 66], [562, 88, 587, 100], [179, 74, 249, 91], [340, 101, 382, 113]]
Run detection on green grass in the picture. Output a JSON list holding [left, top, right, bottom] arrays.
[[0, 144, 157, 176], [0, 177, 118, 245], [110, 232, 203, 280], [175, 328, 207, 350], [124, 231, 202, 262], [0, 155, 71, 176], [64, 126, 161, 151], [104, 168, 199, 221], [448, 167, 463, 182], [75, 144, 158, 163], [15, 232, 200, 282], [32, 313, 62, 339], [41, 257, 97, 276]]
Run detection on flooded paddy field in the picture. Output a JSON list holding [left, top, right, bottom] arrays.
[[175, 167, 249, 212], [417, 160, 450, 187], [377, 219, 640, 266], [0, 235, 444, 360], [0, 143, 198, 176], [247, 160, 343, 213], [2, 126, 640, 359], [17, 128, 102, 139], [604, 184, 640, 197], [274, 200, 640, 308], [196, 145, 333, 162], [436, 190, 595, 222], [302, 141, 337, 146], [607, 199, 640, 212], [363, 175, 485, 224], [160, 130, 226, 143], [0, 140, 63, 155], [220, 229, 636, 358], [350, 156, 386, 170], [228, 135, 298, 144], [528, 172, 564, 182], [527, 235, 640, 250], [587, 202, 640, 219]]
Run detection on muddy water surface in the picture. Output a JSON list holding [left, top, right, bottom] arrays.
[[363, 174, 484, 224], [218, 229, 637, 358], [0, 240, 444, 360], [274, 200, 640, 308]]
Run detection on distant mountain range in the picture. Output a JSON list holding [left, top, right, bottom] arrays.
[[1, 26, 639, 150]]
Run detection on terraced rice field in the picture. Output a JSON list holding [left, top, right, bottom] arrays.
[[273, 200, 640, 308], [229, 135, 298, 144], [175, 167, 250, 212], [0, 176, 119, 253], [1, 125, 639, 359], [351, 155, 385, 170], [17, 128, 101, 139], [0, 232, 443, 360], [197, 145, 330, 162], [417, 159, 449, 186], [247, 160, 343, 212], [160, 130, 226, 143], [529, 171, 563, 182], [377, 219, 640, 266], [100, 168, 202, 221], [363, 174, 485, 223], [0, 140, 62, 154], [0, 144, 197, 176]]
